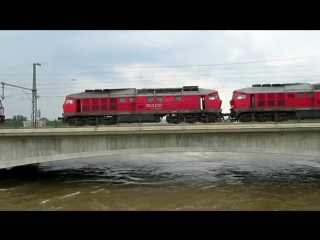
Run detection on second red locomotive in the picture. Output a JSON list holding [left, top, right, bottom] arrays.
[[59, 86, 223, 125], [0, 99, 5, 123], [229, 82, 320, 122]]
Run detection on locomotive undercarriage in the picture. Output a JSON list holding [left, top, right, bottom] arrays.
[[236, 111, 296, 122], [64, 112, 222, 126], [166, 113, 221, 124], [66, 114, 163, 126], [231, 110, 320, 123], [0, 116, 5, 123]]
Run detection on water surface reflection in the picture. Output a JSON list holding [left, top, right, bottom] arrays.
[[0, 152, 320, 210]]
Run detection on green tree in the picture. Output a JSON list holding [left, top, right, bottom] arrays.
[[12, 115, 27, 121], [39, 117, 49, 122]]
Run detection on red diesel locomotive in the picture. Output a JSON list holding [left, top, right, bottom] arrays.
[[229, 82, 320, 122], [59, 86, 223, 126], [0, 99, 5, 123]]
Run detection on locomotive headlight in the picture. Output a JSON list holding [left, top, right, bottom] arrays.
[[66, 99, 74, 104]]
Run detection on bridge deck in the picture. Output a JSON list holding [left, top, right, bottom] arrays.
[[1, 123, 320, 136], [1, 123, 320, 170]]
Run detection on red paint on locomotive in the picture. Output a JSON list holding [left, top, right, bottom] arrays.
[[60, 86, 223, 125], [230, 83, 320, 122], [0, 99, 5, 123]]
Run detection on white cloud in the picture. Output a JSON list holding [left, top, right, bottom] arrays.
[[227, 48, 243, 61], [247, 30, 272, 49], [225, 30, 247, 35], [2, 30, 320, 120]]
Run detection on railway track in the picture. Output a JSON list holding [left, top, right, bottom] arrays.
[[2, 119, 320, 129]]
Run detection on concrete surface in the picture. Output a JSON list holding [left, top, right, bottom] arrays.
[[2, 123, 320, 136], [1, 123, 320, 169]]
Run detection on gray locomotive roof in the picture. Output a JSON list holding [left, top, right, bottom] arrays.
[[67, 86, 218, 98], [235, 83, 320, 93]]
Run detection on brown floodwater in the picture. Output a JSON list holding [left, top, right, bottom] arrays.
[[1, 151, 320, 211]]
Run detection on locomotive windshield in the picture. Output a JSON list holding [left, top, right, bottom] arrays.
[[0, 100, 2, 107]]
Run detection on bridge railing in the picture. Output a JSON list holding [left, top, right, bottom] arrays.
[[1, 117, 320, 129]]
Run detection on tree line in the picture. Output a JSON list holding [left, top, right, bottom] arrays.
[[1, 115, 65, 127]]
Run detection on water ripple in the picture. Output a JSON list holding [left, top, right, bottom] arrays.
[[1, 151, 320, 210]]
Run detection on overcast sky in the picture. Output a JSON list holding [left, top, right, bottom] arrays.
[[1, 30, 320, 120]]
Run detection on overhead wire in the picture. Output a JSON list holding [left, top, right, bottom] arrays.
[[3, 67, 320, 86], [41, 54, 320, 68], [3, 54, 320, 101], [1, 62, 320, 78], [3, 74, 320, 88]]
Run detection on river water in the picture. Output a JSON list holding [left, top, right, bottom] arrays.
[[1, 151, 320, 211]]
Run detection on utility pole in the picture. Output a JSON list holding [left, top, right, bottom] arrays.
[[1, 63, 41, 128], [32, 63, 41, 128]]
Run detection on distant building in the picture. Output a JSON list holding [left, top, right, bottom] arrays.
[[23, 120, 46, 127]]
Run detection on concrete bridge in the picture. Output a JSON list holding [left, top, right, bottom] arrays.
[[1, 123, 320, 170]]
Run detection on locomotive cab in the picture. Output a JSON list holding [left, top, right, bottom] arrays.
[[210, 93, 222, 109], [230, 91, 248, 109], [63, 97, 80, 113]]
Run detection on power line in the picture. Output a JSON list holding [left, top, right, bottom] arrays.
[[3, 67, 320, 86], [1, 64, 41, 127], [3, 63, 320, 78], [3, 82, 320, 99], [41, 54, 320, 69], [5, 74, 320, 88], [2, 66, 320, 79], [2, 64, 320, 86], [3, 72, 320, 87]]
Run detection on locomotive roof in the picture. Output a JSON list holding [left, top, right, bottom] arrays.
[[235, 83, 320, 93], [66, 86, 218, 98]]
